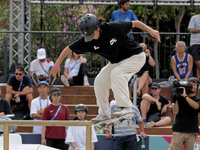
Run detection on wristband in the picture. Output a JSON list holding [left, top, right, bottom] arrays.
[[141, 132, 145, 134], [184, 95, 188, 99], [148, 54, 151, 57], [53, 64, 60, 68]]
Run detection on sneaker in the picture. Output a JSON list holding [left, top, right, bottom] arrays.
[[112, 107, 133, 117], [91, 115, 111, 124], [61, 75, 70, 87], [84, 80, 90, 86], [49, 74, 55, 87], [146, 121, 155, 128], [32, 72, 39, 86]]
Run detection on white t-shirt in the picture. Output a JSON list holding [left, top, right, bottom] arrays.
[[64, 58, 86, 77], [30, 96, 51, 133], [65, 125, 98, 150], [30, 59, 54, 76]]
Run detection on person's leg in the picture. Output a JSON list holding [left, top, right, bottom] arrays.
[[168, 132, 184, 150], [26, 93, 33, 110], [93, 62, 118, 119], [140, 99, 151, 121], [184, 133, 196, 150], [113, 136, 125, 150], [46, 138, 55, 148], [137, 72, 149, 96], [154, 116, 171, 127], [111, 53, 145, 109], [5, 93, 12, 105], [54, 139, 65, 150], [195, 60, 200, 80], [125, 135, 137, 150]]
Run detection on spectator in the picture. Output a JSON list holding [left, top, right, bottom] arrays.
[[30, 81, 51, 133], [169, 77, 200, 150], [188, 14, 200, 80], [41, 88, 69, 150], [5, 66, 33, 120], [61, 51, 90, 87], [111, 0, 137, 22], [171, 41, 193, 80], [105, 100, 146, 150], [65, 104, 98, 150], [0, 86, 12, 116], [136, 43, 155, 97], [30, 48, 55, 86], [140, 82, 171, 127]]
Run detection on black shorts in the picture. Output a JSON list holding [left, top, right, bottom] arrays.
[[189, 44, 200, 61]]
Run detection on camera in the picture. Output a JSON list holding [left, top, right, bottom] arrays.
[[171, 80, 193, 103]]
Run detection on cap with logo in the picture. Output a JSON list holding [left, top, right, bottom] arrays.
[[50, 88, 61, 95], [151, 82, 160, 89], [37, 48, 46, 59]]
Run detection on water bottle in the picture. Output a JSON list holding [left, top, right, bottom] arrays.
[[141, 138, 145, 150]]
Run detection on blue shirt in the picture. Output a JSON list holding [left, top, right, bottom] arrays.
[[172, 53, 193, 79]]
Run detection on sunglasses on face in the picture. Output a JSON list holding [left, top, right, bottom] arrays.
[[15, 73, 22, 76], [151, 88, 158, 90]]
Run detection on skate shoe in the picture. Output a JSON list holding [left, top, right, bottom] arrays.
[[112, 107, 133, 117], [49, 74, 55, 87], [32, 72, 39, 86], [146, 121, 155, 128], [84, 80, 90, 86], [61, 75, 70, 87], [91, 115, 111, 124]]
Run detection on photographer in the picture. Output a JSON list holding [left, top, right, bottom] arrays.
[[169, 77, 200, 150]]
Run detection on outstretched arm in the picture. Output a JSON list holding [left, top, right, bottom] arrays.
[[51, 46, 71, 78], [132, 20, 160, 42]]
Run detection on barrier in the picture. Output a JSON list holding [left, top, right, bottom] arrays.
[[0, 120, 92, 150]]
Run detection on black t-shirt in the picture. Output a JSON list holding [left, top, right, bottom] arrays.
[[0, 98, 12, 114], [147, 94, 169, 117], [172, 96, 200, 133], [136, 56, 150, 76], [7, 74, 32, 91], [69, 21, 143, 63]]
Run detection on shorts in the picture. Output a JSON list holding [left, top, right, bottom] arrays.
[[189, 44, 200, 61]]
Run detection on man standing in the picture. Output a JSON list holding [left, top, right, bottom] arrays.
[[140, 82, 171, 127], [188, 14, 200, 79], [30, 48, 55, 86], [111, 0, 137, 22], [169, 77, 200, 150], [5, 66, 33, 120], [30, 81, 51, 133]]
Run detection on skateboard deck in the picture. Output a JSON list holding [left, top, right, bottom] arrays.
[[93, 112, 135, 132]]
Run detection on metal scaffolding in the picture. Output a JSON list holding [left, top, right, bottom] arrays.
[[9, 0, 200, 73]]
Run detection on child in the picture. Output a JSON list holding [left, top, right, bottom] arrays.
[[41, 88, 69, 150], [65, 104, 98, 150]]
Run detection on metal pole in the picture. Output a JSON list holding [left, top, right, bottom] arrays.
[[3, 125, 9, 150], [3, 41, 8, 82]]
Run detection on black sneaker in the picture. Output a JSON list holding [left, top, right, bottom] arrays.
[[32, 72, 39, 86], [49, 74, 55, 87]]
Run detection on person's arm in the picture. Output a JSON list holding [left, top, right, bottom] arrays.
[[41, 126, 46, 145], [138, 121, 147, 138], [91, 142, 95, 150], [146, 49, 155, 67], [142, 94, 161, 110], [70, 142, 78, 150], [171, 56, 181, 80], [184, 54, 193, 80], [31, 113, 42, 119], [172, 99, 179, 115], [51, 46, 71, 78], [132, 20, 160, 42], [161, 101, 171, 114], [20, 86, 33, 95], [190, 28, 200, 33]]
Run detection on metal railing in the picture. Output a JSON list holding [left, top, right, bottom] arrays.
[[0, 120, 92, 150]]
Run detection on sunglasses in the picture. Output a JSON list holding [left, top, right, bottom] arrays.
[[151, 88, 158, 90], [15, 73, 22, 76]]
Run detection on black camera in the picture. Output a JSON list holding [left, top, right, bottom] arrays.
[[171, 80, 193, 103]]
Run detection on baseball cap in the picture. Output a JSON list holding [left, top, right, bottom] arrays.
[[37, 81, 49, 87], [151, 82, 160, 89], [37, 48, 46, 59], [50, 88, 61, 95]]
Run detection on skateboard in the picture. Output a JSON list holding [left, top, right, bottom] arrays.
[[93, 112, 135, 133]]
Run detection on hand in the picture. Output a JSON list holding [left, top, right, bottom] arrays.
[[105, 132, 112, 139], [41, 138, 46, 145], [67, 76, 73, 79], [161, 105, 167, 114], [141, 132, 147, 138], [180, 87, 186, 97], [156, 101, 161, 111], [13, 93, 20, 101], [37, 110, 43, 115], [145, 49, 150, 56], [149, 29, 161, 43], [0, 112, 5, 116], [51, 66, 60, 78]]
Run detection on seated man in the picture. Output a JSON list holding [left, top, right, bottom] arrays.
[[30, 81, 51, 133], [0, 86, 12, 116], [5, 66, 33, 120], [140, 82, 171, 127], [30, 48, 55, 86], [171, 41, 193, 80]]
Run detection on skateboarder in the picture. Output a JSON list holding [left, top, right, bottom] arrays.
[[51, 13, 160, 123]]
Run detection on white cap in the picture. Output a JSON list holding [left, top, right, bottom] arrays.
[[37, 48, 46, 59]]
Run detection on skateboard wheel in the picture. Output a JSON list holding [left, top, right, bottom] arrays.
[[115, 122, 119, 127], [128, 121, 132, 126]]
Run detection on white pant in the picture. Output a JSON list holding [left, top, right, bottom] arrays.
[[94, 52, 146, 117]]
